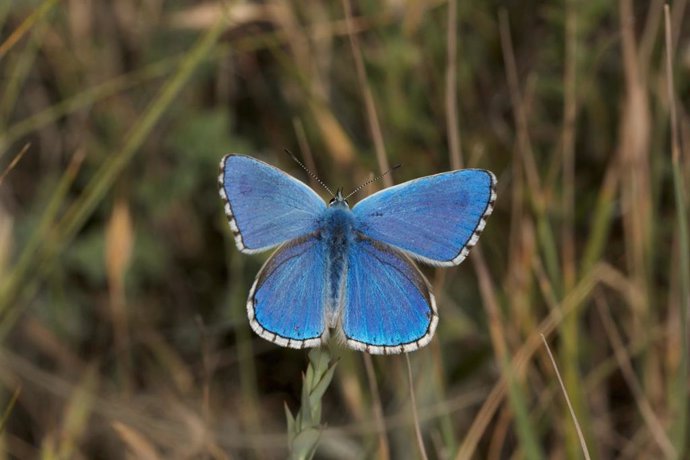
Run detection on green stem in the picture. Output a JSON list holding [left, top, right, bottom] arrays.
[[286, 347, 338, 460]]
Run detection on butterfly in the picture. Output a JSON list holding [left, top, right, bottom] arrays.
[[218, 154, 496, 354]]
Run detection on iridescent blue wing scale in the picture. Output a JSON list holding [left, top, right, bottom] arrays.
[[218, 154, 326, 253], [342, 235, 438, 354], [248, 233, 327, 348], [352, 170, 496, 266]]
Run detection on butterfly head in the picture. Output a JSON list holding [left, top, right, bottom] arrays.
[[328, 188, 350, 208]]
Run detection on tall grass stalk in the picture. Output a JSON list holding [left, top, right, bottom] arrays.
[[0, 15, 47, 123], [541, 334, 591, 459], [342, 0, 392, 185], [0, 56, 175, 151], [227, 244, 264, 456], [469, 249, 544, 460], [0, 0, 58, 61], [0, 143, 29, 185], [362, 354, 390, 459], [664, 5, 689, 457], [559, 1, 596, 456], [594, 297, 675, 457], [0, 149, 84, 333], [0, 386, 20, 434], [457, 264, 610, 458], [447, 8, 543, 459], [40, 366, 97, 459], [405, 354, 428, 460]]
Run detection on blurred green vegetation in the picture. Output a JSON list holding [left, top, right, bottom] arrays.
[[0, 1, 689, 459]]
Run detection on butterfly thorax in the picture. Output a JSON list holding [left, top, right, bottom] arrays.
[[321, 205, 354, 325]]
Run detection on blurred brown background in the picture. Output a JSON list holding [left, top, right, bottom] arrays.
[[0, 1, 689, 459]]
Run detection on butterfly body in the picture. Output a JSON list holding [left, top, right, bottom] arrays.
[[219, 154, 496, 354], [321, 199, 355, 322]]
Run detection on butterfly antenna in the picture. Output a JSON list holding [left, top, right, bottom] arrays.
[[344, 164, 401, 200], [284, 149, 335, 198]]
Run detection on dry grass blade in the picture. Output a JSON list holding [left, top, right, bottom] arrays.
[[617, 0, 653, 355], [0, 143, 30, 186], [594, 297, 676, 458], [499, 7, 560, 290], [363, 355, 390, 460], [664, 4, 689, 455], [293, 118, 320, 191], [0, 148, 85, 331], [112, 421, 161, 460], [0, 386, 21, 434], [457, 264, 626, 458], [0, 56, 174, 150], [44, 366, 98, 459], [558, 3, 594, 456], [446, 11, 541, 447], [458, 248, 543, 460], [665, 5, 681, 167], [540, 334, 591, 460], [498, 9, 542, 202], [320, 387, 487, 438], [445, 0, 463, 170], [561, 0, 577, 292], [0, 0, 58, 60], [342, 0, 392, 186], [405, 354, 428, 460]]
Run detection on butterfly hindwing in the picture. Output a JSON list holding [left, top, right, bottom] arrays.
[[248, 233, 327, 348], [219, 154, 326, 253], [352, 169, 496, 266], [342, 235, 438, 354]]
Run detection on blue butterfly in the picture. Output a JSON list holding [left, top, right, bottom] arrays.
[[218, 154, 496, 354]]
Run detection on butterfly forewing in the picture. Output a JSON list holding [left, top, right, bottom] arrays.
[[352, 169, 496, 266], [219, 154, 326, 253]]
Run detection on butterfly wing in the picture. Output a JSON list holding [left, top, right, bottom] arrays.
[[219, 154, 326, 253], [341, 235, 438, 354], [352, 169, 496, 266], [248, 233, 327, 348]]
